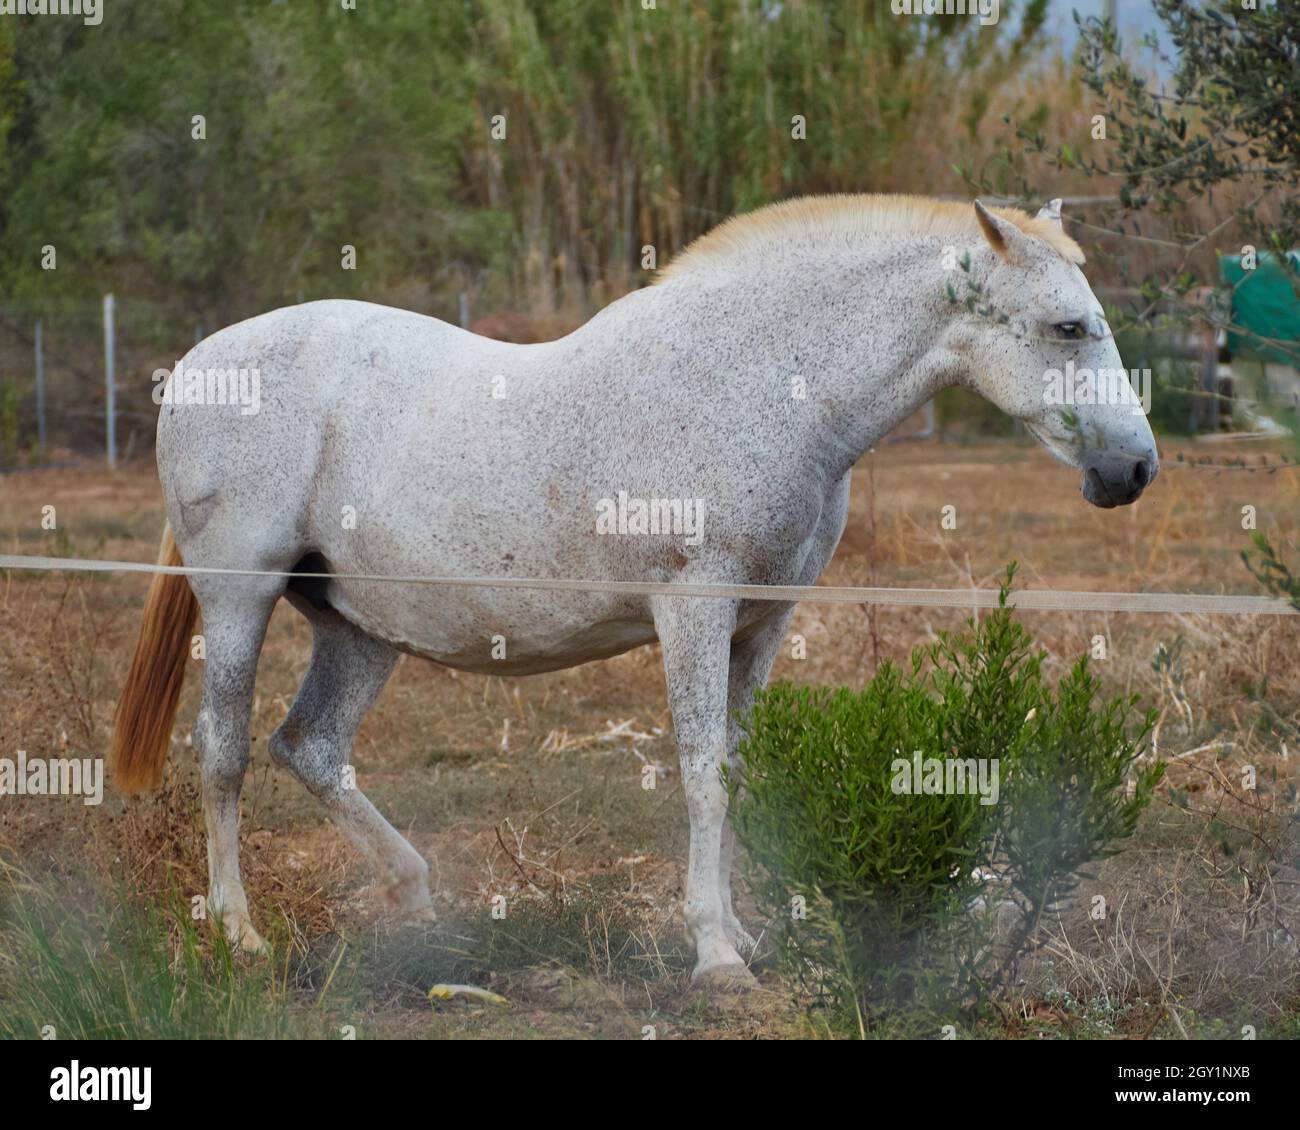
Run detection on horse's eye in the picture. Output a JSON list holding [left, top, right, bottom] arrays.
[[1055, 321, 1086, 340]]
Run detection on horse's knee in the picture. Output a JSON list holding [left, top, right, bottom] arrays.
[[683, 766, 727, 825]]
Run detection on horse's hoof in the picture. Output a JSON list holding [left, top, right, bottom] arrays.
[[691, 959, 758, 993], [401, 901, 438, 925], [382, 875, 435, 921], [378, 859, 433, 917], [224, 917, 268, 955]]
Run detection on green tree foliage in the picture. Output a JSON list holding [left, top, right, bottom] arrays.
[[969, 3, 1300, 437], [1076, 0, 1300, 254], [0, 0, 1048, 324], [0, 1, 476, 322], [994, 2, 1299, 340]]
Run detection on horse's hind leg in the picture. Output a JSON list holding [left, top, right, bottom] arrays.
[[192, 578, 283, 953], [269, 605, 432, 916]]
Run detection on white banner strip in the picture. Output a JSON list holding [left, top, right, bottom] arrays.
[[0, 553, 1293, 616]]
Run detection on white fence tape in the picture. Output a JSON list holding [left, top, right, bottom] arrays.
[[0, 553, 1294, 616]]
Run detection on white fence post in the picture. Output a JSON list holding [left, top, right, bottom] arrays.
[[103, 293, 116, 468]]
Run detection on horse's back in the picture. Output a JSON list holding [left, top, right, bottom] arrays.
[[155, 300, 490, 561]]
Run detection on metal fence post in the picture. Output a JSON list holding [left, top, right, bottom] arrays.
[[104, 293, 116, 468]]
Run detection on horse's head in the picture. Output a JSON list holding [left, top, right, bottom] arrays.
[[957, 199, 1157, 508]]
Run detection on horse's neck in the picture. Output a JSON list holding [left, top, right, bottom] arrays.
[[572, 243, 959, 479]]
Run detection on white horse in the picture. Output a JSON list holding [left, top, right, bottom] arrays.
[[111, 195, 1157, 988]]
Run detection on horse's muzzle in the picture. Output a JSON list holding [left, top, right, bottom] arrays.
[[1081, 452, 1157, 508]]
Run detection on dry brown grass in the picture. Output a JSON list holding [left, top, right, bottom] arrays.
[[1, 436, 1298, 1038]]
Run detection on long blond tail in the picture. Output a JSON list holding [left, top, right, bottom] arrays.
[[109, 524, 199, 793]]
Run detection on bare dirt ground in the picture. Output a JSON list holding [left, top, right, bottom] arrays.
[[2, 436, 1298, 1039]]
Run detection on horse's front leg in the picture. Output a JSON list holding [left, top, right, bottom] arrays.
[[653, 596, 757, 990], [721, 604, 798, 957]]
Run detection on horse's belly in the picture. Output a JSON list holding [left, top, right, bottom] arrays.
[[420, 619, 658, 675], [325, 581, 659, 675]]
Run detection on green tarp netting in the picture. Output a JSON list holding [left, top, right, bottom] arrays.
[[1220, 251, 1300, 367]]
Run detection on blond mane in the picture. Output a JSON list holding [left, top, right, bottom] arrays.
[[658, 193, 1084, 281]]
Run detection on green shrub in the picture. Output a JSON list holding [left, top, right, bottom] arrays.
[[728, 567, 1162, 1035]]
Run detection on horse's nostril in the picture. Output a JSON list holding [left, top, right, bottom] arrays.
[[1132, 460, 1150, 489]]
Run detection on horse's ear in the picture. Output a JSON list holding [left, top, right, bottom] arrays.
[[1035, 198, 1064, 227], [974, 200, 1031, 265]]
